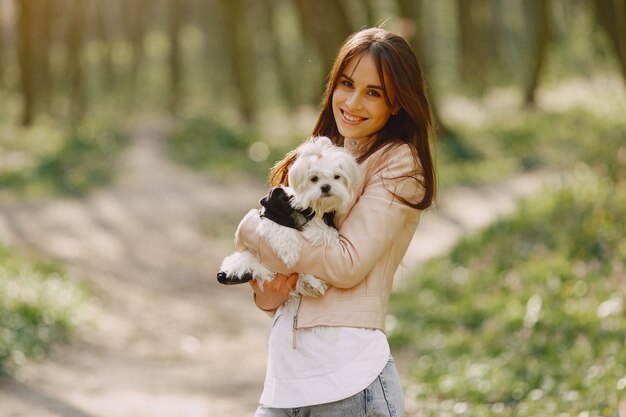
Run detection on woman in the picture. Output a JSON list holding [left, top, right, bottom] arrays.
[[235, 27, 436, 416]]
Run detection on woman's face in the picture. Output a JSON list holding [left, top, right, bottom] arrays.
[[332, 52, 398, 141]]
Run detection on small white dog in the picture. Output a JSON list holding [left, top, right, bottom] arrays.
[[217, 136, 360, 297]]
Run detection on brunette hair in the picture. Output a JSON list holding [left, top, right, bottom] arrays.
[[269, 28, 436, 210]]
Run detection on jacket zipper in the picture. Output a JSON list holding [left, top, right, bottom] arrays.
[[292, 296, 302, 350]]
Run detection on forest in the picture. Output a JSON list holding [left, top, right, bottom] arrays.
[[1, 0, 624, 127]]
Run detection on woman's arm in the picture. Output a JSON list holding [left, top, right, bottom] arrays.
[[236, 145, 422, 289]]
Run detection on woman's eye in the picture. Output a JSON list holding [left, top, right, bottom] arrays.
[[341, 80, 353, 88], [334, 175, 341, 180], [367, 90, 381, 97], [311, 176, 319, 183]]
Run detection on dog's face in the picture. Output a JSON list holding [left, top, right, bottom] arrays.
[[288, 137, 360, 215]]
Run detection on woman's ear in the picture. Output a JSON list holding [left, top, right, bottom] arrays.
[[392, 102, 401, 115]]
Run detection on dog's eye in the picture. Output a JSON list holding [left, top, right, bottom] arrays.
[[310, 176, 319, 183], [334, 175, 341, 180]]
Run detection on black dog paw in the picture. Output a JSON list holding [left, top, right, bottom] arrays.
[[217, 271, 254, 285]]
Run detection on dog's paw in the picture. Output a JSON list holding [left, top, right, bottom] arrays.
[[296, 274, 327, 297], [218, 251, 274, 286], [217, 271, 254, 285]]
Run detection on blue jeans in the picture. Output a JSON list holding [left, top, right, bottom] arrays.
[[254, 357, 404, 417]]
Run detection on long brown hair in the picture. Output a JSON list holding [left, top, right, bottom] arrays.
[[270, 28, 436, 210]]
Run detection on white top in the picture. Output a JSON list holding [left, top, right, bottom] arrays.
[[259, 297, 390, 408]]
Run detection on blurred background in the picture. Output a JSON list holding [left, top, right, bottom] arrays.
[[0, 0, 625, 416]]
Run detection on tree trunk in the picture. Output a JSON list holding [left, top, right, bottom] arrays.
[[456, 0, 493, 89], [325, 0, 353, 36], [0, 3, 5, 87], [16, 0, 36, 126], [95, 0, 116, 89], [292, 0, 353, 99], [37, 0, 54, 111], [124, 0, 148, 86], [524, 0, 550, 106], [219, 0, 256, 124], [595, 0, 626, 86], [200, 0, 228, 102], [67, 0, 85, 123], [361, 0, 376, 27], [168, 0, 185, 115], [293, 0, 350, 71], [457, 0, 477, 81], [394, 0, 450, 138], [259, 0, 297, 108], [395, 0, 419, 51]]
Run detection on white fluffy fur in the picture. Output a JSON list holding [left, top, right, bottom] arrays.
[[219, 136, 360, 297]]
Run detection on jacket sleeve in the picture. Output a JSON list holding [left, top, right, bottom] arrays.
[[235, 145, 423, 289]]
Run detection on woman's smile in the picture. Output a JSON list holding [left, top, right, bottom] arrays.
[[340, 109, 367, 124]]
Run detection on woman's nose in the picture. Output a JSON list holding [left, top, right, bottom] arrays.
[[345, 91, 362, 110]]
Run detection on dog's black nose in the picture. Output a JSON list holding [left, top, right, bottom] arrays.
[[321, 184, 331, 193]]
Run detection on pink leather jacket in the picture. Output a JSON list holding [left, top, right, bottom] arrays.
[[235, 140, 423, 332]]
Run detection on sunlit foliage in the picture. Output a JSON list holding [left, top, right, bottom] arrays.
[[0, 245, 92, 374], [0, 123, 129, 199], [167, 115, 300, 179], [390, 108, 626, 416]]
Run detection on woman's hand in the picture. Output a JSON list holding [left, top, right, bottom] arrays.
[[250, 273, 299, 312]]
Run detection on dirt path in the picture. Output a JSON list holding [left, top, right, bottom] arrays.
[[0, 116, 556, 417]]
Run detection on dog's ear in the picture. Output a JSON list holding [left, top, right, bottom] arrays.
[[287, 153, 307, 191]]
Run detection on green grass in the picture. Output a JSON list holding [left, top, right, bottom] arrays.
[[0, 121, 129, 199], [167, 103, 626, 195], [437, 107, 626, 190], [167, 115, 300, 179], [0, 245, 93, 374], [390, 172, 625, 416]]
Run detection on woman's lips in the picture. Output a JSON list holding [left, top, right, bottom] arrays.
[[341, 109, 366, 124]]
